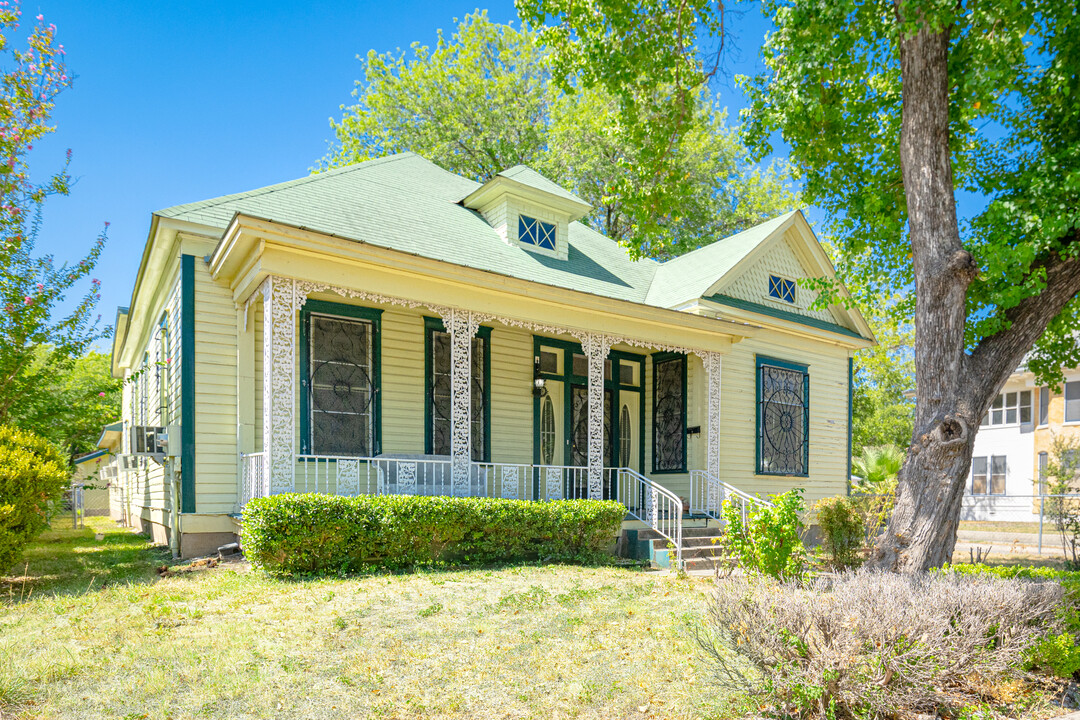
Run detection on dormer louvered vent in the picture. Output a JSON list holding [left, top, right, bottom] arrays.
[[461, 165, 592, 261]]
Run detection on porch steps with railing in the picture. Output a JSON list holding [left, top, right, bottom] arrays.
[[619, 519, 727, 571]]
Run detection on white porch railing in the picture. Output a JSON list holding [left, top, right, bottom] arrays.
[[616, 468, 684, 568], [240, 451, 267, 508], [689, 469, 773, 522]]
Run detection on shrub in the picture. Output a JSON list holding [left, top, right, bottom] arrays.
[[720, 488, 806, 580], [696, 571, 1064, 718], [0, 425, 70, 572], [814, 496, 864, 570], [949, 563, 1080, 678], [241, 494, 626, 575]]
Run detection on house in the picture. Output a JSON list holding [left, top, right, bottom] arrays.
[[107, 152, 874, 557], [967, 364, 1080, 522], [72, 447, 114, 517]]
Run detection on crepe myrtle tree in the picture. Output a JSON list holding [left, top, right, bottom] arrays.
[[522, 0, 1080, 571], [0, 3, 109, 424]]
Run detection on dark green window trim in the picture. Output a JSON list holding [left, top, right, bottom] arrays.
[[530, 336, 645, 494], [651, 351, 688, 474], [755, 354, 810, 478], [298, 299, 383, 456], [180, 254, 196, 513], [423, 316, 492, 461], [705, 293, 865, 340]]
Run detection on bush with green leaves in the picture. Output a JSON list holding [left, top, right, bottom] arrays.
[[949, 563, 1080, 678], [697, 571, 1064, 718], [241, 494, 626, 575], [814, 496, 865, 570], [720, 488, 806, 580], [0, 424, 70, 572]]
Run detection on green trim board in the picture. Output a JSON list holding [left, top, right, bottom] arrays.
[[704, 293, 865, 340], [847, 356, 854, 494], [754, 354, 810, 478], [298, 299, 383, 455], [180, 254, 196, 513], [74, 448, 109, 465], [650, 351, 687, 474], [422, 316, 492, 461]]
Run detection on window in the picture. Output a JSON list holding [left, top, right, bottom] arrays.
[[620, 405, 631, 467], [518, 215, 556, 250], [301, 303, 381, 456], [1067, 381, 1080, 422], [757, 356, 809, 476], [425, 318, 490, 461], [980, 390, 1032, 426], [540, 396, 556, 465], [1039, 387, 1050, 425], [1039, 451, 1048, 495], [971, 455, 1006, 495], [652, 353, 686, 473], [768, 275, 796, 304]]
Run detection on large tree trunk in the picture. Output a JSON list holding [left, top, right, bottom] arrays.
[[869, 8, 1080, 572], [868, 16, 978, 572]]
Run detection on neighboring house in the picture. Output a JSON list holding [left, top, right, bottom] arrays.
[[108, 152, 874, 557], [967, 365, 1080, 521], [72, 448, 112, 517]]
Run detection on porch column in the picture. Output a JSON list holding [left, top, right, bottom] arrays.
[[697, 350, 723, 511], [261, 276, 297, 495], [442, 308, 482, 494], [578, 333, 614, 500]]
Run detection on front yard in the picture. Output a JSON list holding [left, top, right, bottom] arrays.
[[0, 518, 735, 720]]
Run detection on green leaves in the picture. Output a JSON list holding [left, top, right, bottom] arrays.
[[0, 423, 69, 572], [324, 10, 797, 258], [240, 494, 626, 576], [720, 488, 807, 580]]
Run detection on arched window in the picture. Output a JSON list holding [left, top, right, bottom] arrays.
[[619, 405, 631, 467], [541, 396, 556, 465]]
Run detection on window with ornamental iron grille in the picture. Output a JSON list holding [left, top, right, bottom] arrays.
[[427, 326, 488, 460], [652, 354, 686, 473], [308, 314, 375, 456], [757, 359, 809, 476]]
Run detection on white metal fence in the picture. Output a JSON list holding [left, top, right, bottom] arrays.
[[688, 469, 773, 522]]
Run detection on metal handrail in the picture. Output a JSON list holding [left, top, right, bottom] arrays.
[[617, 468, 684, 569], [689, 469, 772, 525]]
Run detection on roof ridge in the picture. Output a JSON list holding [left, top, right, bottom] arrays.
[[155, 152, 418, 218]]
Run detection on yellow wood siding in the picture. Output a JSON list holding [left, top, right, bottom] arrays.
[[192, 253, 240, 513], [722, 237, 835, 323], [489, 325, 534, 465]]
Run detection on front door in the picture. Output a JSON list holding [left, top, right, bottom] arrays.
[[570, 385, 616, 499]]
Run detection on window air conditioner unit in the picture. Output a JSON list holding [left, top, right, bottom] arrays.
[[100, 465, 118, 481], [129, 424, 179, 462], [118, 454, 139, 471]]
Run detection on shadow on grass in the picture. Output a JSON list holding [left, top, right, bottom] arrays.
[[1, 516, 171, 603]]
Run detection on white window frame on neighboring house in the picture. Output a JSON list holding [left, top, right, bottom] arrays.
[[1066, 380, 1080, 423], [980, 390, 1032, 427], [971, 455, 1006, 495]]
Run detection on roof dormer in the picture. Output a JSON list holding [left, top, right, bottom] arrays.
[[461, 165, 591, 261]]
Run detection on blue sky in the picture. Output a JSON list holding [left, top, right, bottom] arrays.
[[27, 1, 778, 343]]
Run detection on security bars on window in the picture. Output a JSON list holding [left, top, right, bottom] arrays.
[[758, 363, 808, 475]]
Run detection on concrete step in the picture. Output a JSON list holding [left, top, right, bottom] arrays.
[[684, 556, 726, 572], [651, 535, 724, 550], [638, 526, 722, 542]]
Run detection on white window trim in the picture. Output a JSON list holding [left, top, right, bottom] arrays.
[[980, 389, 1033, 428]]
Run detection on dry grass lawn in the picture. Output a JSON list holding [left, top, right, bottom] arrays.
[[0, 518, 745, 720]]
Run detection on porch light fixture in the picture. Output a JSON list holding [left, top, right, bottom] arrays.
[[533, 358, 548, 398]]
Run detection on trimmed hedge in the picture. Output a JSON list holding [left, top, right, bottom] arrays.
[[240, 494, 626, 575]]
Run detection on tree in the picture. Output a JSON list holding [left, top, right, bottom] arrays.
[[324, 11, 797, 257], [851, 295, 914, 451], [1043, 434, 1080, 570], [0, 3, 109, 426], [525, 0, 1080, 570], [9, 350, 121, 458]]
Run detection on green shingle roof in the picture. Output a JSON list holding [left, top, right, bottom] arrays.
[[493, 165, 591, 209], [156, 152, 791, 311]]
